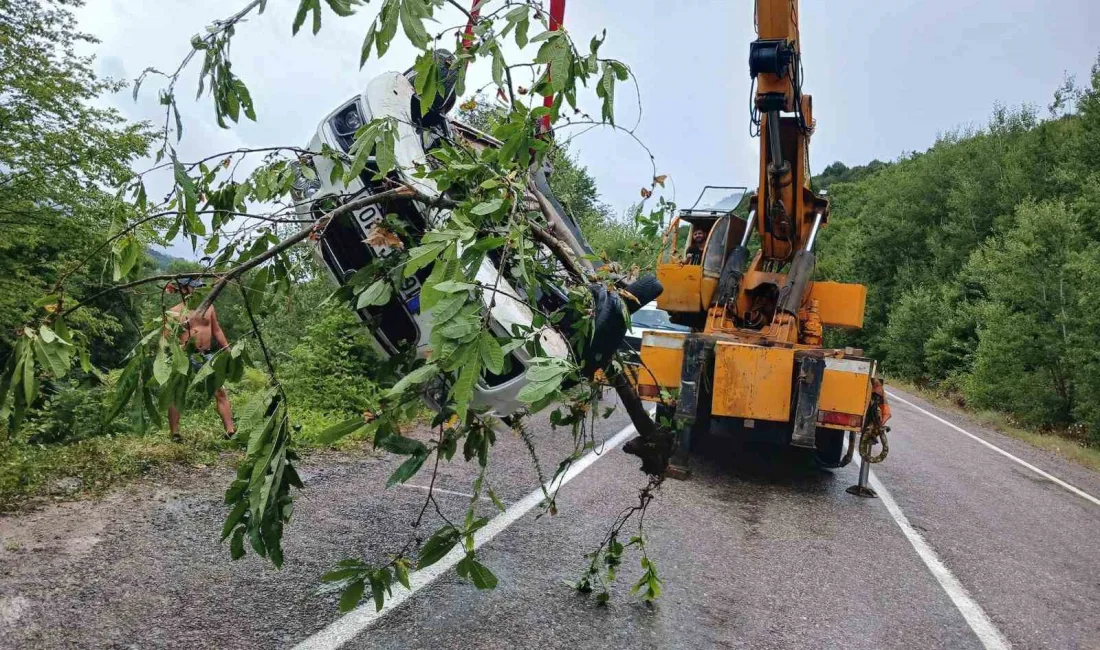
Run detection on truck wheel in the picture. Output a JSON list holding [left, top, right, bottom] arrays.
[[814, 427, 845, 468]]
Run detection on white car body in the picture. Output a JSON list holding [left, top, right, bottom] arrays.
[[622, 303, 690, 359], [295, 72, 580, 417]]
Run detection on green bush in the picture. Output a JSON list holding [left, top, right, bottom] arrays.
[[23, 380, 125, 444], [280, 305, 382, 415]]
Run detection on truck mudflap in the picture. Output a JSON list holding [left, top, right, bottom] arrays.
[[791, 356, 825, 448], [673, 336, 711, 455]]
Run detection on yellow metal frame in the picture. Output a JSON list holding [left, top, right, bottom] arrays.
[[711, 342, 794, 421]]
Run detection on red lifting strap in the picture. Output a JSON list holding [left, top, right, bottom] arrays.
[[541, 0, 566, 132], [460, 0, 483, 51], [462, 0, 567, 132]]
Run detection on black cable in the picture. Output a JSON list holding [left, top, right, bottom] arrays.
[[749, 76, 761, 138]]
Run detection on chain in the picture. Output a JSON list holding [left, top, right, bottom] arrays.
[[859, 389, 890, 464]]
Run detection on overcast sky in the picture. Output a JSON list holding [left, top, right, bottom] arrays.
[[78, 0, 1098, 250]]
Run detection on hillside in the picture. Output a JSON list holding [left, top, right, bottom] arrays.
[[146, 248, 190, 270], [814, 63, 1100, 444]]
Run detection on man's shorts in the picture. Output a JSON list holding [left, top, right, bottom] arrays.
[[190, 351, 216, 372]]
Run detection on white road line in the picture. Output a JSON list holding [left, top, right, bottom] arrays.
[[396, 484, 477, 500], [887, 390, 1100, 507], [294, 421, 640, 650], [854, 456, 1011, 650]]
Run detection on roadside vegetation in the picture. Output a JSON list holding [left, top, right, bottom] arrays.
[[817, 61, 1100, 451]]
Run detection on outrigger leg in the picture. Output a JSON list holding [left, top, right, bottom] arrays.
[[846, 447, 878, 498]]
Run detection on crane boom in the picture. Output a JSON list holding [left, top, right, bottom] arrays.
[[636, 0, 891, 494]]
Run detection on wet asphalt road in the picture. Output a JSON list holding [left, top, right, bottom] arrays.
[[2, 386, 1099, 649]]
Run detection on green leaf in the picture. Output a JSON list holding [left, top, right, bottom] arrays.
[[432, 281, 474, 294], [436, 310, 480, 341], [374, 124, 397, 176], [172, 156, 197, 201], [399, 0, 430, 49], [452, 355, 480, 421], [356, 280, 393, 308], [153, 341, 172, 385], [418, 528, 459, 568], [487, 486, 506, 512], [339, 579, 366, 612], [515, 16, 529, 48], [491, 44, 505, 88], [517, 378, 562, 404], [535, 34, 573, 94], [471, 198, 503, 216], [424, 288, 465, 321], [387, 450, 428, 486], [119, 237, 141, 279], [221, 501, 248, 541], [478, 333, 504, 374], [172, 342, 190, 376], [376, 0, 400, 56], [524, 361, 570, 382], [39, 325, 65, 346], [230, 527, 246, 560], [360, 20, 378, 68], [610, 60, 630, 81], [456, 554, 498, 589], [377, 434, 426, 456], [413, 53, 438, 118], [234, 79, 257, 121], [404, 241, 447, 278], [325, 0, 356, 17], [385, 362, 439, 398], [394, 560, 411, 589], [19, 352, 36, 424], [369, 572, 387, 611], [316, 416, 368, 444], [105, 358, 140, 423], [33, 340, 70, 379], [292, 0, 320, 35]]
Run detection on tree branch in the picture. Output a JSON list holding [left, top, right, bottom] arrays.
[[194, 185, 418, 317], [527, 186, 596, 283]]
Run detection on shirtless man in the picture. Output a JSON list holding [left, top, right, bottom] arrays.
[[166, 279, 235, 440]]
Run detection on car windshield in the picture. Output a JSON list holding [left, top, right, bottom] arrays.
[[632, 309, 690, 331], [689, 186, 748, 213]]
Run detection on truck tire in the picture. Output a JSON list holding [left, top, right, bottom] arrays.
[[814, 427, 845, 468]]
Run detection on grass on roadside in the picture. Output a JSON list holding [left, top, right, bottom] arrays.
[[0, 396, 376, 512], [887, 378, 1100, 473]]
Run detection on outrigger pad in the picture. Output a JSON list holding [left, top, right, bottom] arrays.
[[846, 484, 878, 498]]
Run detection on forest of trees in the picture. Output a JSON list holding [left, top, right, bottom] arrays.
[[816, 62, 1100, 445], [3, 0, 1099, 509]]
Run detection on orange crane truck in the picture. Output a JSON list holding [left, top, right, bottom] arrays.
[[630, 0, 891, 496]]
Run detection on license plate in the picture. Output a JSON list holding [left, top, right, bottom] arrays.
[[352, 199, 423, 305]]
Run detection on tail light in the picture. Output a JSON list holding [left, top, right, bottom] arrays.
[[818, 410, 862, 429]]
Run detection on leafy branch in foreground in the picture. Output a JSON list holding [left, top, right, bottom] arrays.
[[574, 474, 663, 604], [1, 0, 677, 612]]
